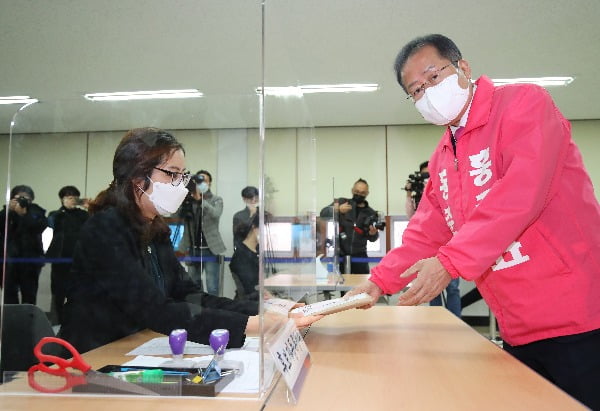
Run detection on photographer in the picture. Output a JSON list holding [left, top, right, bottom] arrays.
[[0, 185, 48, 304], [405, 161, 461, 317], [178, 170, 226, 296], [320, 178, 382, 274], [404, 161, 430, 218]]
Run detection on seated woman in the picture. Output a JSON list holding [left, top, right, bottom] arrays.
[[229, 213, 259, 300], [58, 127, 321, 353]]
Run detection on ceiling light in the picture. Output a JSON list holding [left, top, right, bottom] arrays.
[[84, 89, 203, 102], [0, 96, 39, 105], [492, 77, 574, 87], [257, 83, 379, 97]]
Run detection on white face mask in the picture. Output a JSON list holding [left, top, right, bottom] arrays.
[[144, 179, 189, 216], [197, 182, 209, 194], [414, 74, 470, 126]]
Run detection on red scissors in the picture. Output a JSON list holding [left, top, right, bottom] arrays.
[[27, 336, 156, 395]]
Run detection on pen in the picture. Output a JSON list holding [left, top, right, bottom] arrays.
[[118, 368, 190, 375]]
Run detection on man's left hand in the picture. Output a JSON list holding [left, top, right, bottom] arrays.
[[368, 226, 378, 235], [396, 257, 452, 307]]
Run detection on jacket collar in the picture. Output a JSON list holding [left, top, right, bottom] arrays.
[[442, 75, 494, 146]]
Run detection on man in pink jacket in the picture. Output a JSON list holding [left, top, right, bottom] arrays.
[[351, 34, 600, 408]]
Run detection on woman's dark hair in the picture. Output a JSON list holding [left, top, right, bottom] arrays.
[[234, 212, 259, 241], [393, 34, 462, 93], [58, 185, 80, 198], [89, 127, 185, 244]]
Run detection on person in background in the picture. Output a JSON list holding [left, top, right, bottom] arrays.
[[230, 213, 260, 300], [0, 185, 47, 304], [349, 34, 600, 408], [178, 170, 226, 296], [46, 185, 89, 325], [58, 127, 321, 354], [232, 185, 259, 250], [320, 178, 380, 274], [406, 161, 460, 318]]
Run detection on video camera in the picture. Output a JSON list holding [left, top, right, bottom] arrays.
[[404, 170, 430, 207]]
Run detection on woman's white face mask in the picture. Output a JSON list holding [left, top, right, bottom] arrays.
[[414, 73, 470, 126], [142, 178, 189, 216]]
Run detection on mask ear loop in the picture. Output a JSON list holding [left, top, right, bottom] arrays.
[[456, 60, 472, 84], [135, 177, 153, 197]]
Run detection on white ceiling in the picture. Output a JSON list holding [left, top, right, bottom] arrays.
[[1, 0, 599, 134]]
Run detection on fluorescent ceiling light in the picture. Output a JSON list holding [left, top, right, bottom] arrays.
[[84, 89, 203, 102], [257, 83, 379, 97], [492, 77, 574, 87], [0, 96, 39, 105]]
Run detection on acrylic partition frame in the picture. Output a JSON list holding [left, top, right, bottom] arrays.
[[0, 0, 357, 405], [0, 91, 290, 398]]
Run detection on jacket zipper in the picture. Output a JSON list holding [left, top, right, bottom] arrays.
[[451, 133, 459, 170]]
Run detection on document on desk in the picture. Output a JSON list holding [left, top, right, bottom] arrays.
[[122, 351, 275, 394], [126, 336, 260, 356], [126, 337, 214, 356]]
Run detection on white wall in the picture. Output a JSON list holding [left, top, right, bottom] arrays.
[[2, 119, 599, 314]]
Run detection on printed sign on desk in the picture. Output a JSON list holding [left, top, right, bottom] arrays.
[[267, 319, 311, 403]]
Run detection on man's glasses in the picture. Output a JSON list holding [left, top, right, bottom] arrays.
[[153, 167, 191, 186], [406, 62, 456, 101]]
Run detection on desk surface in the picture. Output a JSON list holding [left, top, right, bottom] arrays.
[[267, 307, 584, 410], [0, 307, 585, 410]]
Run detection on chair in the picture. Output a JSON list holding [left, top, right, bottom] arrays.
[[230, 270, 248, 300], [0, 304, 55, 378]]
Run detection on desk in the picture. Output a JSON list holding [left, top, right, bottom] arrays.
[[266, 307, 584, 410], [0, 307, 585, 410], [0, 329, 264, 411]]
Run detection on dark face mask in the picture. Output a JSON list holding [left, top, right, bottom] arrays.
[[352, 194, 366, 204]]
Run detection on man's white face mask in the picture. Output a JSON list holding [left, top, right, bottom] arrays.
[[414, 73, 470, 125]]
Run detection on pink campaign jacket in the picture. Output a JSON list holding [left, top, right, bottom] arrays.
[[371, 76, 600, 346]]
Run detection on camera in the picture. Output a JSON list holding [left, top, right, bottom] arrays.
[[404, 171, 430, 207], [16, 196, 31, 208], [362, 213, 386, 232], [352, 212, 386, 236], [191, 174, 205, 185]]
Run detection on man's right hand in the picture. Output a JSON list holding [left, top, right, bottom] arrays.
[[345, 280, 382, 309], [9, 198, 27, 216]]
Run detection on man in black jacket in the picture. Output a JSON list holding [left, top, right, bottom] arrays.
[[46, 185, 89, 324], [320, 178, 380, 274], [0, 185, 47, 304]]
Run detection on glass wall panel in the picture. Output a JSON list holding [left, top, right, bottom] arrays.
[[0, 0, 280, 403]]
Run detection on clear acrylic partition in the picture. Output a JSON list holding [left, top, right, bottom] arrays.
[[0, 0, 298, 403], [0, 91, 290, 398]]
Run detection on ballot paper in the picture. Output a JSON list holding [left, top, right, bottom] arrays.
[[126, 336, 260, 356], [290, 292, 372, 316], [121, 351, 275, 394]]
